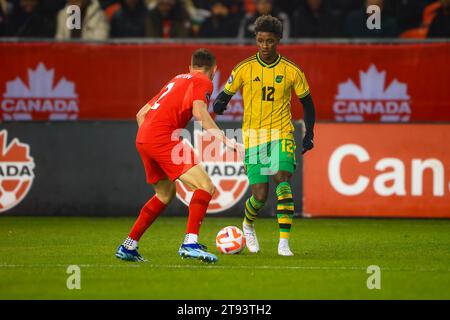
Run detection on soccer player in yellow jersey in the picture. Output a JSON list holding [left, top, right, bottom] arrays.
[[213, 15, 316, 256]]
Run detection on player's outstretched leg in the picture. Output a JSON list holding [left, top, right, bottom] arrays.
[[116, 179, 175, 262], [243, 196, 264, 253], [276, 182, 294, 256], [177, 165, 218, 264], [242, 184, 267, 253]]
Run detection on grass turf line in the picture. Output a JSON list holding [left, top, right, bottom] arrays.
[[0, 217, 449, 299]]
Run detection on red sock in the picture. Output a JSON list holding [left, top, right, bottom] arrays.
[[186, 189, 212, 235], [129, 196, 166, 241]]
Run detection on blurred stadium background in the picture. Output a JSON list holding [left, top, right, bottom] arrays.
[[0, 0, 449, 300]]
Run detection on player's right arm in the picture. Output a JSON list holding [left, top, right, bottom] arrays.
[[136, 103, 151, 127], [213, 66, 244, 115]]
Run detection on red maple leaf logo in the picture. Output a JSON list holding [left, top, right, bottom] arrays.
[[0, 131, 32, 162]]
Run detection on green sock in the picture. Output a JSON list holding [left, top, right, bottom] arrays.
[[244, 196, 265, 225], [276, 182, 294, 240]]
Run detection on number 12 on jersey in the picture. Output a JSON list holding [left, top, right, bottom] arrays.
[[262, 86, 275, 102]]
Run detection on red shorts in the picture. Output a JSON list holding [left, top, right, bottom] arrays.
[[136, 140, 198, 184]]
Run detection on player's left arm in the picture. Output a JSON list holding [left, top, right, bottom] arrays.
[[294, 69, 316, 154], [299, 94, 316, 154], [192, 78, 244, 158], [136, 103, 151, 127], [193, 100, 244, 159], [213, 91, 233, 115]]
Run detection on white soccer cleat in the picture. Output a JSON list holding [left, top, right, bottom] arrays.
[[243, 222, 260, 253], [278, 243, 294, 256]]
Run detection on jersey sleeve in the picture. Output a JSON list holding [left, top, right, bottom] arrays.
[[192, 77, 213, 104], [294, 68, 310, 99], [224, 66, 244, 96]]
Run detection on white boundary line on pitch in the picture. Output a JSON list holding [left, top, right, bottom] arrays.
[[0, 264, 448, 273]]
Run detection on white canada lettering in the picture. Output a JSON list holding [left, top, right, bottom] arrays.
[[329, 144, 446, 197]]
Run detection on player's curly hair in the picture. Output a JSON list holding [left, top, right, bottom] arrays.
[[254, 15, 283, 39]]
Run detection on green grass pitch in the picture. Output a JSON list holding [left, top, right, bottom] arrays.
[[0, 216, 449, 300]]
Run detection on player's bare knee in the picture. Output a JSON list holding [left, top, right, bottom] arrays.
[[251, 184, 268, 203], [155, 193, 170, 205], [274, 177, 288, 186], [156, 188, 175, 205], [203, 181, 216, 196], [274, 173, 291, 186], [253, 191, 268, 203], [167, 185, 177, 202], [194, 180, 215, 196]]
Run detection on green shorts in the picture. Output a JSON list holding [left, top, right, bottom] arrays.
[[244, 139, 297, 185]]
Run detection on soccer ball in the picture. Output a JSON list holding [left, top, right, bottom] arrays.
[[216, 226, 246, 254]]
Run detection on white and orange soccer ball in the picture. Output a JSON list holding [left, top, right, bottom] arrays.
[[216, 226, 246, 254]]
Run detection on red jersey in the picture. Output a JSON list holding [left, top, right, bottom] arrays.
[[136, 72, 213, 143]]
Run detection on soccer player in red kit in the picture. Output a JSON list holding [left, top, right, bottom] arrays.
[[116, 49, 242, 263]]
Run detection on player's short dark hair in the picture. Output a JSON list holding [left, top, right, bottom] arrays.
[[191, 49, 216, 70], [254, 15, 283, 39]]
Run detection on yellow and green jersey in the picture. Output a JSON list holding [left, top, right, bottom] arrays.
[[224, 52, 310, 148]]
